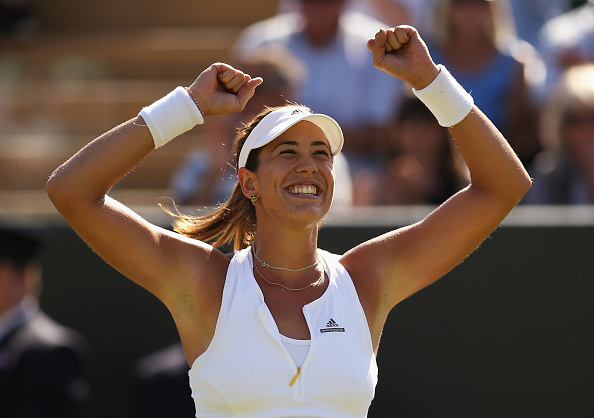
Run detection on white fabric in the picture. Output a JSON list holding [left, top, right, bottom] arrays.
[[139, 86, 204, 148], [280, 335, 311, 368], [189, 247, 377, 417], [412, 65, 474, 128], [238, 106, 343, 169]]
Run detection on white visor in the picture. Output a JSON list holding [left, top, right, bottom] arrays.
[[238, 106, 344, 169]]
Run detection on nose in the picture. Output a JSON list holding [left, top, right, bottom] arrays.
[[296, 154, 319, 174]]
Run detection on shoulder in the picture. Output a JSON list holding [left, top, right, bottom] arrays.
[[340, 10, 388, 40], [540, 3, 594, 47], [16, 312, 81, 345], [6, 312, 88, 365], [233, 12, 302, 56]]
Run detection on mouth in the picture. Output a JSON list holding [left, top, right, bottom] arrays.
[[286, 184, 320, 197]]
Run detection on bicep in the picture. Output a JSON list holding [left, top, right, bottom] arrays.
[[351, 185, 515, 309]]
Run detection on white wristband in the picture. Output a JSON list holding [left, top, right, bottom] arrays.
[[412, 65, 474, 128], [139, 86, 204, 148]]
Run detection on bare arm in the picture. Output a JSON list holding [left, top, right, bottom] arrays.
[[46, 64, 262, 309], [342, 27, 532, 341]]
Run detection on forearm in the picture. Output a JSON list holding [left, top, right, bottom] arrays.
[[410, 64, 531, 204], [47, 63, 262, 220], [449, 106, 532, 202], [48, 81, 208, 214]]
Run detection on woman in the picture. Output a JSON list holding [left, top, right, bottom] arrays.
[[427, 0, 542, 164], [524, 63, 594, 204], [46, 26, 531, 416]]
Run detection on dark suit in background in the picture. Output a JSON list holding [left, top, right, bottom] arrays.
[[134, 342, 194, 418], [0, 226, 89, 418]]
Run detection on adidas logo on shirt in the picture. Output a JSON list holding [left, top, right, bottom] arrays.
[[320, 318, 345, 333]]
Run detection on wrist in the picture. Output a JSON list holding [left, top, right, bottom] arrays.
[[412, 65, 474, 127], [408, 63, 440, 91], [184, 87, 206, 118], [138, 86, 204, 148]]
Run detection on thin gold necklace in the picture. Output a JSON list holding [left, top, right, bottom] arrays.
[[252, 245, 320, 272], [252, 257, 324, 291]]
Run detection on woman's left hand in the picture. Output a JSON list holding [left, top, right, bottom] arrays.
[[367, 26, 440, 90]]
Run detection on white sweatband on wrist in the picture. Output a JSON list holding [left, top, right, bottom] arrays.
[[138, 86, 204, 148], [412, 65, 474, 128]]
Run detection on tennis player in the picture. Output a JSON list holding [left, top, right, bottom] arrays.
[[47, 26, 531, 416]]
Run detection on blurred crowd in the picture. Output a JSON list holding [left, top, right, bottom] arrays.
[[1, 0, 593, 208], [168, 0, 594, 208], [1, 1, 593, 417]]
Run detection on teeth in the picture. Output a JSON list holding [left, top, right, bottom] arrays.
[[289, 185, 317, 195]]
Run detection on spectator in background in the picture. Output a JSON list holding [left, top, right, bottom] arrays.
[[348, 0, 432, 33], [538, 0, 594, 94], [524, 63, 594, 204], [427, 0, 544, 164], [278, 0, 431, 32], [0, 226, 89, 418], [0, 0, 37, 38], [134, 342, 194, 418], [231, 0, 403, 197], [507, 0, 568, 49], [372, 96, 469, 205], [170, 45, 353, 208]]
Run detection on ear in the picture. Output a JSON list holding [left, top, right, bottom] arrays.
[[238, 167, 257, 199]]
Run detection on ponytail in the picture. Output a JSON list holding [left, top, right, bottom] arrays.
[[163, 105, 304, 250]]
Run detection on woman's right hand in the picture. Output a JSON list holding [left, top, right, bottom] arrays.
[[188, 63, 263, 117]]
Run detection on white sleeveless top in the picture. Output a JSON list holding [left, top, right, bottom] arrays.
[[188, 247, 378, 417]]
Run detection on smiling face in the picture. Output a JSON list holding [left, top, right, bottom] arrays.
[[239, 120, 335, 228]]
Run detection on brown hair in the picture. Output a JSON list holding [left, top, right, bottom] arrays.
[[162, 103, 311, 250], [539, 63, 594, 152], [429, 0, 516, 50]]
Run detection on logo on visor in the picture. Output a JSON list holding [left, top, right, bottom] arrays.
[[291, 109, 308, 115]]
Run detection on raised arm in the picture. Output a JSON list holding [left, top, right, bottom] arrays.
[[46, 63, 262, 308], [343, 27, 532, 338]]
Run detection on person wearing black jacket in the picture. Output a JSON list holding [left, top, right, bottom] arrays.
[[0, 227, 89, 418]]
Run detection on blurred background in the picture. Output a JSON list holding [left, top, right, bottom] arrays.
[[1, 0, 593, 416]]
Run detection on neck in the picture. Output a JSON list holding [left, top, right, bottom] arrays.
[[252, 223, 320, 272]]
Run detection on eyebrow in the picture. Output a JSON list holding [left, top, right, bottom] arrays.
[[272, 140, 331, 151]]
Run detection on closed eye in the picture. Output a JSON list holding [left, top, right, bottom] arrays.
[[313, 149, 332, 160]]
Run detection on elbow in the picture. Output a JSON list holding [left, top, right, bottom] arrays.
[[506, 170, 533, 206], [46, 166, 107, 219], [522, 174, 533, 194], [46, 168, 76, 215], [472, 168, 532, 207], [46, 170, 66, 211], [516, 170, 533, 199]]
